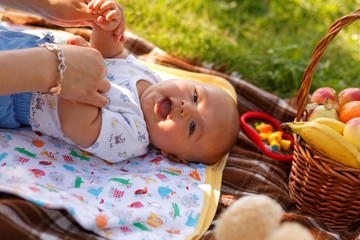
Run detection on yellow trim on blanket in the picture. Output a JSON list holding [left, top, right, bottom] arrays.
[[142, 61, 234, 239], [185, 153, 228, 240]]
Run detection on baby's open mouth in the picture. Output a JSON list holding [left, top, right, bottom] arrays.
[[157, 98, 172, 119]]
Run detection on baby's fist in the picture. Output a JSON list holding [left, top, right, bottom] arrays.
[[88, 0, 123, 32]]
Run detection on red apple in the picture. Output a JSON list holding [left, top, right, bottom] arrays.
[[338, 88, 360, 108], [311, 87, 338, 109], [343, 117, 360, 151]]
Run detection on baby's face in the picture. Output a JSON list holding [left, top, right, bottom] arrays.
[[139, 79, 238, 164]]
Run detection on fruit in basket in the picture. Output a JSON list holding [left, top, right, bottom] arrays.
[[338, 101, 360, 124], [280, 121, 360, 169], [343, 117, 360, 151], [306, 104, 338, 121], [311, 87, 338, 108], [310, 117, 345, 134], [338, 87, 360, 108]]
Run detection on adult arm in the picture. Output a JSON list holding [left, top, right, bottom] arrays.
[[0, 44, 110, 107], [0, 0, 125, 39], [0, 0, 94, 27]]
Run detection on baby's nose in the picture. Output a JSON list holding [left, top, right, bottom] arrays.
[[180, 100, 194, 117]]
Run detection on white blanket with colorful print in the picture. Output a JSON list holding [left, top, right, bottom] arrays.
[[0, 22, 233, 240], [0, 127, 218, 239]]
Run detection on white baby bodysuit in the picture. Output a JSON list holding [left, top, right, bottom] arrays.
[[29, 55, 161, 162]]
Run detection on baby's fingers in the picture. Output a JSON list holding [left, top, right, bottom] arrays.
[[96, 15, 106, 24], [67, 36, 89, 47], [96, 9, 117, 23], [88, 0, 98, 12], [105, 9, 120, 21], [99, 1, 118, 14], [88, 0, 106, 14]]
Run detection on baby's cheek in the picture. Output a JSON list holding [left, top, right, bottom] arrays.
[[157, 119, 177, 133], [150, 121, 180, 147]]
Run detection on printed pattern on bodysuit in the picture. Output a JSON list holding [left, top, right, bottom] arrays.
[[30, 55, 161, 163], [83, 56, 162, 162]]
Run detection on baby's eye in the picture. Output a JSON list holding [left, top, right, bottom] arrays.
[[193, 91, 198, 102], [189, 121, 195, 135]]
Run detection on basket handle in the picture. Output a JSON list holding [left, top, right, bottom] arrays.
[[296, 8, 360, 121]]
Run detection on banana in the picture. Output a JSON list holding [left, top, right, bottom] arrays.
[[280, 121, 360, 169], [310, 117, 345, 134]]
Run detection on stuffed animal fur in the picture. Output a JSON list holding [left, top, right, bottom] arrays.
[[215, 195, 313, 240]]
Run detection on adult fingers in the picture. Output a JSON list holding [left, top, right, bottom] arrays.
[[88, 0, 96, 11], [91, 91, 109, 108], [90, 76, 111, 107], [60, 45, 110, 107], [113, 3, 125, 38], [90, 0, 106, 13], [98, 77, 111, 94], [79, 78, 110, 108]]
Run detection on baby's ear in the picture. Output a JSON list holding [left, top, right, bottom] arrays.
[[161, 151, 188, 164]]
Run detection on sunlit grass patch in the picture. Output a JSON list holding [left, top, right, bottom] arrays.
[[121, 0, 360, 98]]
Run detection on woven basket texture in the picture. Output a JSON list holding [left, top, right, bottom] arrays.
[[289, 8, 360, 231]]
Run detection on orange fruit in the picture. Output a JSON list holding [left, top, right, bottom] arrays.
[[338, 101, 360, 123]]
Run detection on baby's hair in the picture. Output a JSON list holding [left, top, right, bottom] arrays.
[[194, 90, 240, 165]]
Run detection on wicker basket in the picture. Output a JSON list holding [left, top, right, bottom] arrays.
[[289, 8, 360, 231]]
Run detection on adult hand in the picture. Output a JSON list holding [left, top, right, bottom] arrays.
[[40, 0, 95, 27], [42, 0, 125, 41], [0, 0, 125, 34], [30, 0, 126, 42], [59, 44, 110, 107], [0, 0, 89, 26]]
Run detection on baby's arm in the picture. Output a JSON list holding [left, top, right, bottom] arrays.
[[58, 1, 126, 148], [88, 0, 126, 58]]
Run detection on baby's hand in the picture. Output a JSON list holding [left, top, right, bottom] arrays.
[[67, 36, 90, 47], [88, 0, 126, 42]]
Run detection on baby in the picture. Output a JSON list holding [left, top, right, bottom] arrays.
[[0, 0, 240, 164]]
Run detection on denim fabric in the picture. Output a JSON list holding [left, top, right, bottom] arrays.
[[0, 26, 54, 127], [0, 93, 33, 128], [0, 26, 54, 50]]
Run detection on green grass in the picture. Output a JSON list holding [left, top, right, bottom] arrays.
[[120, 0, 360, 98]]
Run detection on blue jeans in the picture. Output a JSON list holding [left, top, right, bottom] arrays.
[[0, 26, 54, 128], [0, 25, 54, 49]]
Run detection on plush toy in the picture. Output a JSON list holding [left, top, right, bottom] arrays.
[[214, 195, 313, 240]]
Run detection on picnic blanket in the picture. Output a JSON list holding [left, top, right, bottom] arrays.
[[0, 9, 360, 240], [0, 18, 235, 240]]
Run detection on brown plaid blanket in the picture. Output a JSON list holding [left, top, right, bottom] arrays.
[[0, 10, 359, 240]]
